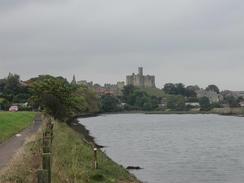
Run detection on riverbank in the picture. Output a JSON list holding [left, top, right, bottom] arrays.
[[52, 121, 140, 183], [101, 107, 244, 117], [0, 114, 140, 183], [211, 107, 244, 117]]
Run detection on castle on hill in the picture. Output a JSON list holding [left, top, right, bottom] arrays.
[[126, 67, 155, 88]]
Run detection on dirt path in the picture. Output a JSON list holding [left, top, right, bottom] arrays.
[[0, 113, 42, 169]]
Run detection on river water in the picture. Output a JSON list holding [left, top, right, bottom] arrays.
[[79, 114, 244, 183]]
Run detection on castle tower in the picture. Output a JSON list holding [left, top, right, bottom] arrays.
[[138, 67, 143, 76], [126, 67, 155, 88]]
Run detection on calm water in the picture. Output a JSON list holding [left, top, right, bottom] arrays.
[[79, 114, 244, 183]]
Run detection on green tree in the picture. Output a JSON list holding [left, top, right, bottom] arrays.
[[224, 96, 240, 107], [142, 99, 153, 111], [163, 83, 187, 96], [30, 76, 76, 120], [175, 83, 185, 96], [122, 85, 135, 103], [30, 75, 100, 120], [101, 95, 120, 112], [0, 97, 9, 110], [167, 96, 185, 111], [163, 83, 177, 95], [206, 85, 220, 94], [1, 73, 31, 104], [0, 79, 5, 93], [121, 85, 161, 111], [185, 86, 197, 98], [199, 97, 211, 111], [76, 86, 100, 113]]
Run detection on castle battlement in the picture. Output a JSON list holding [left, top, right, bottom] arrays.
[[126, 67, 155, 88]]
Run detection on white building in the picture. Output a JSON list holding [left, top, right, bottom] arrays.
[[196, 89, 223, 104]]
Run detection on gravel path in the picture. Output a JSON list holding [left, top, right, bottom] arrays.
[[0, 113, 42, 169]]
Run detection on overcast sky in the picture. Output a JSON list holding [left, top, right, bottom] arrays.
[[0, 0, 244, 90]]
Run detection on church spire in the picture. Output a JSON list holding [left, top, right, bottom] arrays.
[[71, 74, 77, 85]]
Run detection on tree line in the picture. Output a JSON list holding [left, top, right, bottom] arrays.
[[100, 83, 243, 112], [1, 73, 242, 116], [0, 73, 100, 121]]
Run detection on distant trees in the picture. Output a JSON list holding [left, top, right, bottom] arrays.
[[163, 83, 197, 97], [0, 73, 31, 106], [0, 97, 9, 110], [185, 86, 197, 98], [101, 95, 121, 112], [2, 71, 240, 114], [199, 97, 211, 111], [2, 73, 20, 96], [30, 75, 100, 120], [163, 83, 177, 95], [120, 85, 161, 111], [206, 85, 220, 94], [122, 85, 135, 103], [167, 95, 185, 111], [223, 96, 240, 107]]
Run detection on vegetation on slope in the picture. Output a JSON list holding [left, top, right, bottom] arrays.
[[52, 122, 139, 183], [138, 87, 166, 98], [0, 112, 36, 143]]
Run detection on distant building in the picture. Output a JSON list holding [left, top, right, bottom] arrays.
[[77, 80, 93, 87], [126, 67, 155, 88], [239, 101, 244, 107], [221, 90, 244, 99], [71, 75, 77, 85], [117, 81, 125, 90], [232, 91, 244, 98], [92, 81, 125, 96], [103, 82, 125, 96], [196, 89, 223, 104], [185, 102, 200, 107]]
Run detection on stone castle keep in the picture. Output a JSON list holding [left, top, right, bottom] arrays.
[[126, 67, 156, 88]]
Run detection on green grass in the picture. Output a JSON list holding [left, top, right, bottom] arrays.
[[52, 122, 139, 183], [137, 87, 167, 97], [0, 112, 36, 143]]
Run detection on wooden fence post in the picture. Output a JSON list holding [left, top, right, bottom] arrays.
[[93, 147, 98, 169], [37, 121, 54, 183], [43, 136, 51, 153], [43, 153, 51, 183], [37, 169, 48, 183]]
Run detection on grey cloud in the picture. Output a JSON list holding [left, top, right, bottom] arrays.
[[0, 0, 244, 90]]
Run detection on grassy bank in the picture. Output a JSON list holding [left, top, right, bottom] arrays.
[[0, 112, 36, 143], [52, 122, 139, 183], [0, 117, 139, 182]]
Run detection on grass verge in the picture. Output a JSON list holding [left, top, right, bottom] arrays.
[[0, 112, 36, 143], [52, 122, 140, 183]]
